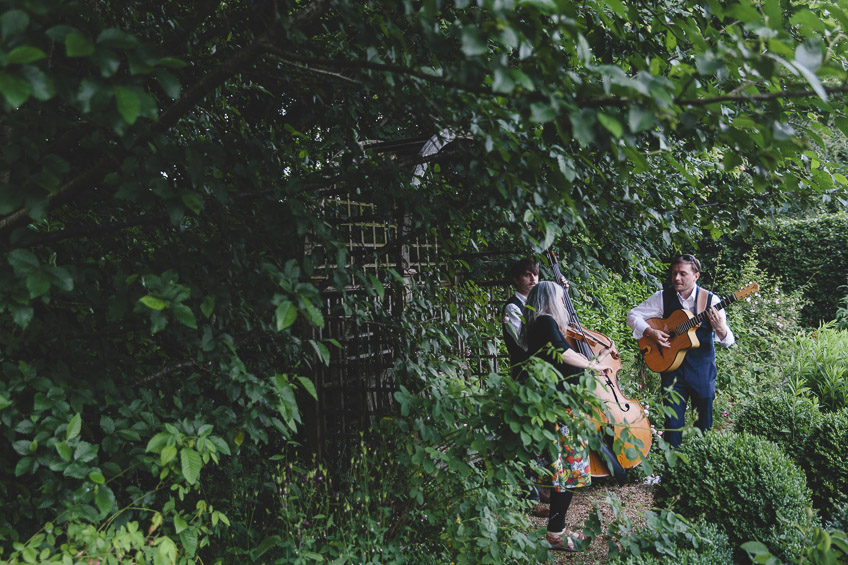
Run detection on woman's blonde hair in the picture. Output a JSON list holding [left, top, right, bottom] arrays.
[[519, 281, 570, 349]]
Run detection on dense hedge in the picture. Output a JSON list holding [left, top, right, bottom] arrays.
[[699, 213, 848, 325], [733, 389, 822, 461], [806, 408, 848, 519], [654, 432, 811, 559]]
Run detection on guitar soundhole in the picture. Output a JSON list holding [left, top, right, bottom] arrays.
[[668, 331, 677, 339]]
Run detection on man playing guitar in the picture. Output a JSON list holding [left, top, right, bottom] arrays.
[[626, 254, 735, 448]]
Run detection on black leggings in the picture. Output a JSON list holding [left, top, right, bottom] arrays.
[[546, 489, 574, 532]]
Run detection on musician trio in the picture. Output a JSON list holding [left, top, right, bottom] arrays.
[[502, 254, 735, 552]]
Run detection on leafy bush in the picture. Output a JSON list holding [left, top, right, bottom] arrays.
[[700, 213, 848, 325], [779, 325, 848, 412], [654, 432, 812, 559], [235, 441, 413, 564], [743, 510, 848, 565], [837, 285, 848, 331], [806, 408, 848, 519], [599, 493, 734, 565], [733, 389, 822, 461]]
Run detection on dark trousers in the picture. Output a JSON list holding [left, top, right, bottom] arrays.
[[664, 377, 713, 448]]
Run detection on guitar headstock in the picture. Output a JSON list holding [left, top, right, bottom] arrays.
[[733, 282, 760, 301]]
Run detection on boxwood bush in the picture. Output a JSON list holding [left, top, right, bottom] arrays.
[[805, 408, 848, 519], [609, 513, 733, 565], [654, 432, 811, 559], [732, 389, 822, 461]]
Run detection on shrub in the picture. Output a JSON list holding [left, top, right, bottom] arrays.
[[779, 325, 848, 412], [699, 212, 848, 325], [806, 408, 848, 520], [654, 432, 812, 559], [606, 509, 734, 565], [733, 389, 822, 461]]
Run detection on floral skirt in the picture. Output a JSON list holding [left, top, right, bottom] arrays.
[[551, 422, 591, 490]]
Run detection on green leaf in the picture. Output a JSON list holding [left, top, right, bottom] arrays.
[[15, 456, 34, 476], [570, 109, 597, 146], [146, 432, 171, 453], [207, 435, 231, 456], [795, 37, 823, 71], [0, 70, 31, 108], [161, 444, 178, 466], [8, 249, 39, 275], [180, 448, 202, 485], [19, 65, 55, 101], [114, 86, 141, 124], [461, 26, 488, 56], [56, 442, 72, 462], [65, 32, 95, 57], [180, 528, 199, 557], [89, 471, 106, 484], [66, 413, 82, 441], [181, 193, 203, 214], [0, 394, 11, 411], [367, 273, 385, 299], [7, 46, 46, 64], [296, 376, 318, 401], [492, 68, 515, 94], [1, 10, 29, 40], [155, 68, 182, 99], [11, 304, 34, 329], [97, 28, 138, 49], [95, 485, 114, 514], [200, 296, 215, 319], [26, 270, 50, 298], [308, 340, 330, 366], [139, 295, 168, 310], [530, 102, 556, 123], [251, 535, 282, 559], [628, 106, 654, 133], [597, 112, 623, 138], [173, 514, 188, 534], [275, 301, 298, 331], [173, 304, 197, 329], [46, 266, 74, 291]]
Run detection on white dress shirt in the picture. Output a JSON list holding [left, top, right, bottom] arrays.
[[626, 285, 735, 347], [503, 291, 527, 340]]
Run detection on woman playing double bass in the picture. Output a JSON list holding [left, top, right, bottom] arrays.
[[520, 281, 614, 552]]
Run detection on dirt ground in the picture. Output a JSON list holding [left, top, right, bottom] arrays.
[[528, 478, 656, 564]]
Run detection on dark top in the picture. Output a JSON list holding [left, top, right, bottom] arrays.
[[661, 287, 717, 397], [526, 314, 584, 388]]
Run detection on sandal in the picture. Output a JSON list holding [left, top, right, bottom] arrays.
[[544, 529, 580, 552], [566, 529, 587, 541]]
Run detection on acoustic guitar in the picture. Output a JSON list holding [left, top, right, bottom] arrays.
[[638, 282, 759, 373]]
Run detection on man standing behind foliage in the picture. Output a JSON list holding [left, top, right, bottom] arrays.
[[502, 258, 539, 376], [626, 254, 735, 448]]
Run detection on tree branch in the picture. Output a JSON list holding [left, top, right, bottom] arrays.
[[0, 0, 332, 239]]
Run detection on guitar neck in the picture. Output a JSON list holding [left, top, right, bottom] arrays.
[[676, 292, 737, 334]]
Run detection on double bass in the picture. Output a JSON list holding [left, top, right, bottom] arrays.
[[545, 251, 652, 477]]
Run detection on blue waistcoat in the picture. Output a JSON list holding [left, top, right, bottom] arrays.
[[661, 286, 717, 398]]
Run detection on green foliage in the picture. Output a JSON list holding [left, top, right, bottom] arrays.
[[742, 509, 848, 565], [701, 214, 848, 325], [239, 442, 410, 564], [600, 493, 734, 564], [1, 0, 848, 559], [836, 285, 848, 331], [655, 432, 812, 560], [779, 325, 848, 412], [805, 409, 848, 520], [733, 389, 823, 461]]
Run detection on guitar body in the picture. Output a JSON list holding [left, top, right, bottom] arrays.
[[638, 309, 701, 373]]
